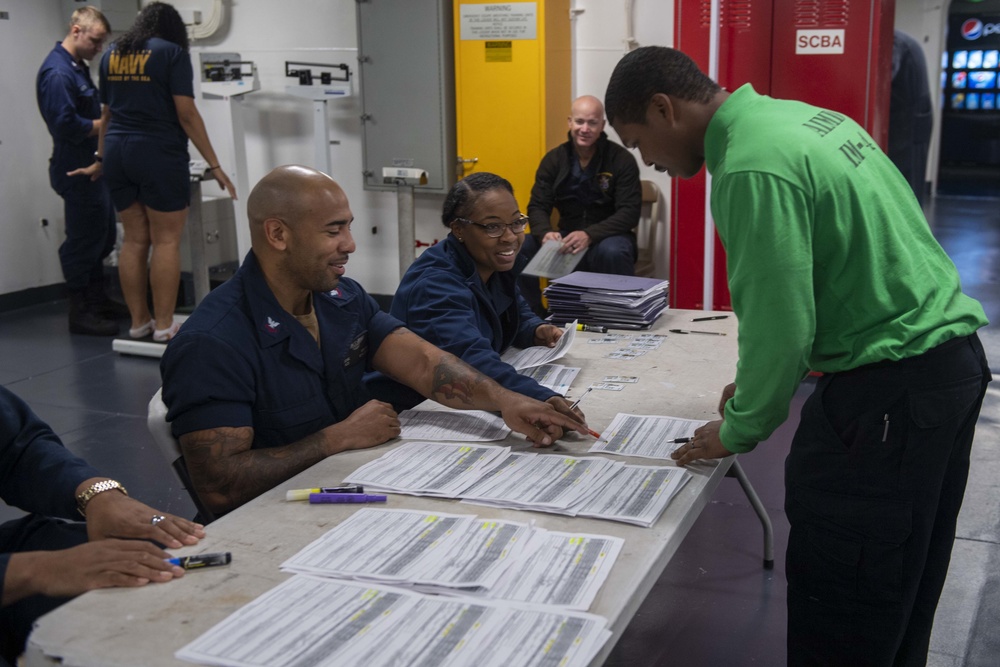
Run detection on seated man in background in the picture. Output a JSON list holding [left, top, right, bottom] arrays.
[[0, 385, 204, 664], [161, 165, 590, 518], [517, 95, 642, 316]]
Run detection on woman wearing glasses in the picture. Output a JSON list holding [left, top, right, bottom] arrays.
[[382, 172, 579, 418]]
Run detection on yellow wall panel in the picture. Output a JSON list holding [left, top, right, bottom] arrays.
[[454, 1, 570, 211]]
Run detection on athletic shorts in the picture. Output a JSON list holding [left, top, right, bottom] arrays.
[[103, 134, 190, 213]]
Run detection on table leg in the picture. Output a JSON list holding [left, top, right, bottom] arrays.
[[727, 459, 775, 569]]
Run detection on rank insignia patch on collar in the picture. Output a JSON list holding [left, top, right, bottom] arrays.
[[264, 316, 281, 333]]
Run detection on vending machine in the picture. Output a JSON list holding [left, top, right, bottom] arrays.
[[671, 0, 895, 310], [939, 7, 1000, 183]]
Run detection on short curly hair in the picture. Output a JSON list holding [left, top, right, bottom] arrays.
[[605, 47, 720, 126]]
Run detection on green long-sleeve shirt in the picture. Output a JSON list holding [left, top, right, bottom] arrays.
[[706, 85, 987, 453]]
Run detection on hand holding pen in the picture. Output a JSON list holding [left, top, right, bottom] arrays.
[[567, 387, 602, 439], [670, 419, 730, 467], [549, 388, 600, 439]]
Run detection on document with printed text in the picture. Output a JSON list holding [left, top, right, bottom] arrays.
[[521, 239, 587, 278], [576, 464, 692, 527], [398, 409, 510, 441], [176, 576, 611, 667], [345, 441, 508, 496], [589, 413, 709, 460], [501, 321, 576, 370], [282, 508, 531, 591]]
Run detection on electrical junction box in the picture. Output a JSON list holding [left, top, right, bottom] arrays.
[[356, 0, 456, 193]]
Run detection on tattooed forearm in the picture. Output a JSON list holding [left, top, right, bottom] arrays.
[[374, 328, 500, 408], [180, 426, 329, 514], [430, 356, 489, 407]]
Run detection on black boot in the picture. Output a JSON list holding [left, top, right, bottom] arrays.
[[68, 289, 119, 336], [85, 280, 130, 319]]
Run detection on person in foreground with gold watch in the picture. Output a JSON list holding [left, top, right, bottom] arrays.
[[0, 385, 205, 663]]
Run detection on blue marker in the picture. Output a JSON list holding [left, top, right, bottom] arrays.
[[167, 552, 232, 569]]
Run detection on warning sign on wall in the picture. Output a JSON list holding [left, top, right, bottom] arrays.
[[460, 3, 538, 41]]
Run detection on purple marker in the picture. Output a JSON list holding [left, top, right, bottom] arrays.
[[309, 493, 387, 504]]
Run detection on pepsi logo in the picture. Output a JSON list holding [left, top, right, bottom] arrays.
[[962, 19, 982, 40], [962, 18, 1000, 40]]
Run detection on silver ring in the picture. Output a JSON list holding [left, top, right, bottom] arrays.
[[151, 514, 166, 525]]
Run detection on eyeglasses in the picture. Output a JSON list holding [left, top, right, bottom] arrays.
[[454, 215, 529, 238]]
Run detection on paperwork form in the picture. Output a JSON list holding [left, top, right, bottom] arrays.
[[345, 442, 692, 526], [521, 239, 587, 278], [345, 442, 508, 496], [282, 509, 530, 591], [519, 363, 580, 395], [483, 530, 624, 610], [460, 452, 621, 512], [176, 576, 611, 667], [590, 413, 709, 459], [281, 508, 623, 610], [501, 321, 576, 370], [398, 409, 510, 441], [576, 464, 692, 527]]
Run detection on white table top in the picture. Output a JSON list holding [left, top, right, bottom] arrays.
[[26, 308, 738, 667]]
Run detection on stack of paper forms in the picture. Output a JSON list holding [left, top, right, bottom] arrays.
[[543, 271, 669, 330]]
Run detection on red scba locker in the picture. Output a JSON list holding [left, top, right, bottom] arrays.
[[670, 0, 895, 310]]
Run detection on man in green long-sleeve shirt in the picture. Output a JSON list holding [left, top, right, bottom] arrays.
[[605, 47, 990, 667]]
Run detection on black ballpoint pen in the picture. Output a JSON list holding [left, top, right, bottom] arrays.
[[669, 329, 727, 336], [692, 315, 729, 322]]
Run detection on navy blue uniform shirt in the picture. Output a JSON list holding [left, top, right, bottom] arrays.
[[36, 42, 100, 194], [161, 252, 404, 448], [100, 37, 193, 146], [0, 385, 100, 602], [374, 234, 555, 404]]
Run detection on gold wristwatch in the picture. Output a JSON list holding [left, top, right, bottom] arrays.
[[76, 479, 128, 517]]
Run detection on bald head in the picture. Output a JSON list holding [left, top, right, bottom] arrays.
[[567, 95, 605, 154], [247, 165, 356, 303], [571, 95, 604, 119], [247, 165, 347, 245]]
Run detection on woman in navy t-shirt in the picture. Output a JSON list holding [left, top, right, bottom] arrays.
[[76, 2, 235, 342]]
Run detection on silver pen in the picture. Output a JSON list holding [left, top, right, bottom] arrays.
[[568, 387, 593, 411]]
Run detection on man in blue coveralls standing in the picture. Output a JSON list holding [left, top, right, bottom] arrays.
[[36, 6, 124, 336]]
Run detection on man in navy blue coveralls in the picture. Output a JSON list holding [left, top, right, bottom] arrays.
[[36, 7, 122, 336], [161, 165, 592, 519]]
